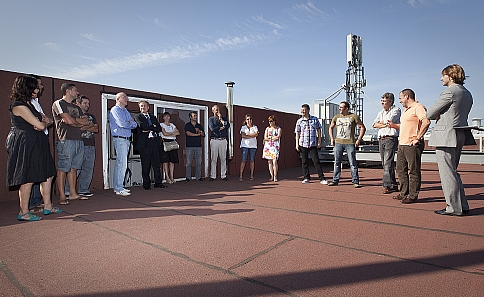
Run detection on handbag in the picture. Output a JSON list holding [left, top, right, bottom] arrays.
[[163, 140, 179, 152]]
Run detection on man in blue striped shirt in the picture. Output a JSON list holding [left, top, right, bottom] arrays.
[[295, 104, 327, 184], [109, 92, 138, 196]]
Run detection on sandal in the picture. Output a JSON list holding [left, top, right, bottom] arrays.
[[274, 177, 278, 182], [239, 177, 243, 181], [250, 176, 254, 181], [43, 207, 63, 215], [59, 199, 69, 205], [68, 196, 82, 201], [17, 212, 41, 221]]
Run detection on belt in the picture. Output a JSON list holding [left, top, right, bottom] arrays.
[[211, 137, 226, 140], [113, 135, 131, 140], [379, 135, 397, 140]]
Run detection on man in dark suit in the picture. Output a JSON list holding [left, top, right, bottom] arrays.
[[427, 64, 473, 216], [135, 101, 165, 190]]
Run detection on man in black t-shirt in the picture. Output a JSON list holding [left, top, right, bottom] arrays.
[[185, 111, 205, 181]]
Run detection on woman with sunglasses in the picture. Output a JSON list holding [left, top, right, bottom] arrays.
[[239, 114, 259, 181], [263, 115, 282, 182]]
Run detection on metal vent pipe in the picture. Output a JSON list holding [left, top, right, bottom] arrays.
[[225, 82, 235, 159]]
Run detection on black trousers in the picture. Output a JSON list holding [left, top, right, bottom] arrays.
[[139, 139, 162, 187], [300, 146, 325, 180]]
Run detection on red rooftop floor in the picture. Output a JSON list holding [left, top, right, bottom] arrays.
[[1, 163, 483, 297]]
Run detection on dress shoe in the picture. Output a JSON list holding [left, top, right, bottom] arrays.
[[198, 178, 204, 181], [222, 177, 228, 181], [434, 209, 465, 216], [401, 196, 417, 204], [154, 184, 166, 188], [463, 209, 470, 214], [185, 178, 190, 182], [383, 187, 395, 194], [210, 178, 215, 181], [392, 194, 405, 200], [143, 186, 151, 190]]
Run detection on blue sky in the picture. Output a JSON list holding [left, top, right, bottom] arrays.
[[1, 0, 483, 129]]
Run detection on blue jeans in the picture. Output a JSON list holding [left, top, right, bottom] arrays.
[[240, 147, 256, 161], [185, 147, 202, 179], [333, 143, 359, 184], [113, 138, 130, 192]]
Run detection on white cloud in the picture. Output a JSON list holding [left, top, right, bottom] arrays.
[[80, 33, 107, 43], [56, 33, 269, 80], [293, 1, 330, 18], [154, 18, 169, 29], [408, 0, 431, 7], [40, 42, 61, 51], [253, 15, 286, 29]]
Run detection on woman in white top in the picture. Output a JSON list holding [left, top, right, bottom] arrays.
[[159, 112, 180, 184], [239, 114, 259, 181], [262, 115, 282, 182]]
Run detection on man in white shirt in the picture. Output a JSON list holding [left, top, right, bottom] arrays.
[[373, 93, 401, 194]]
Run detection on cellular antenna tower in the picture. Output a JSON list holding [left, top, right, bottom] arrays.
[[345, 33, 366, 125]]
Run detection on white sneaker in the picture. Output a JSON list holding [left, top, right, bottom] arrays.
[[113, 188, 131, 193], [115, 190, 131, 196], [301, 179, 310, 184], [320, 179, 328, 185]]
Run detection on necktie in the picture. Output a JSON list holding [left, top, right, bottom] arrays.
[[146, 114, 153, 125], [145, 115, 156, 138]]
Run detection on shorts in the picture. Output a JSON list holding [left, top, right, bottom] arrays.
[[241, 147, 256, 162], [56, 140, 84, 172]]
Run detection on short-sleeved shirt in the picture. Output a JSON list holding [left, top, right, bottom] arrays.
[[160, 122, 177, 140], [240, 125, 258, 148], [185, 121, 204, 147], [373, 105, 401, 138], [52, 99, 83, 141], [81, 112, 97, 146], [331, 113, 360, 145], [399, 102, 427, 146], [295, 115, 322, 148]]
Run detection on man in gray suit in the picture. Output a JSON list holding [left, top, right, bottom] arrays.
[[427, 64, 473, 216]]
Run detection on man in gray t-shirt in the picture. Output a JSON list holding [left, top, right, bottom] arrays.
[[51, 83, 90, 204]]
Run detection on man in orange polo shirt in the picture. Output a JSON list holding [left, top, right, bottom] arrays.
[[388, 89, 430, 204]]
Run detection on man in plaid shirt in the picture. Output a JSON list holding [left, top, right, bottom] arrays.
[[295, 104, 327, 184]]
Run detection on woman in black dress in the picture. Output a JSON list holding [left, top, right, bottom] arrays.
[[7, 75, 61, 221]]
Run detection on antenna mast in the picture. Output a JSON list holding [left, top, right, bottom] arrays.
[[345, 34, 366, 131]]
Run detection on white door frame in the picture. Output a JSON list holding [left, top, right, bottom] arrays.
[[101, 93, 209, 189]]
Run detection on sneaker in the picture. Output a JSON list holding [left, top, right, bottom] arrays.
[[327, 181, 338, 186], [301, 179, 310, 184], [114, 188, 131, 193], [79, 192, 94, 197], [115, 190, 131, 196], [320, 179, 328, 185], [353, 183, 361, 188]]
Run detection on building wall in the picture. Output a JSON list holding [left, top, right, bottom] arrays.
[[1, 70, 300, 202]]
